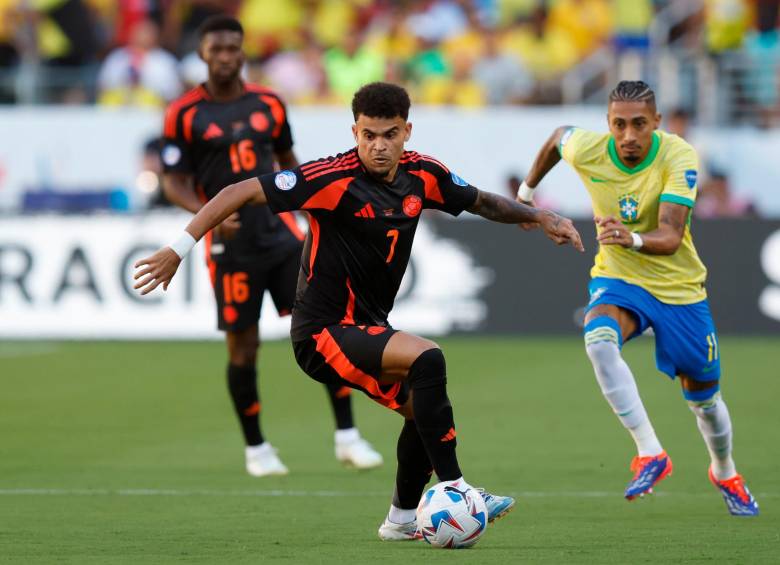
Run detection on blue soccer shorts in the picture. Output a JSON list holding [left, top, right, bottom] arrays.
[[586, 277, 721, 389]]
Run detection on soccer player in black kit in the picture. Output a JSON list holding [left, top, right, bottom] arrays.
[[136, 82, 584, 539], [160, 16, 382, 477]]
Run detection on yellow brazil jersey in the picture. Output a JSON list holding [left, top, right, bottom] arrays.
[[560, 128, 707, 304]]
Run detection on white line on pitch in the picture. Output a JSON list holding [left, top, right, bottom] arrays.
[[0, 489, 776, 498]]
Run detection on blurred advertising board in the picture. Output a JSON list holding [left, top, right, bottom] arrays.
[[0, 213, 489, 339], [0, 214, 778, 339], [432, 217, 780, 335]]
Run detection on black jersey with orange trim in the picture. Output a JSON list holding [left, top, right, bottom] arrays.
[[162, 83, 303, 264], [258, 148, 478, 341]]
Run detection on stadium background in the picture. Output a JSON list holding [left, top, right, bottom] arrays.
[[1, 1, 779, 562]]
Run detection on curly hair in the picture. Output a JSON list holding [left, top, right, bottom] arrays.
[[351, 82, 411, 121]]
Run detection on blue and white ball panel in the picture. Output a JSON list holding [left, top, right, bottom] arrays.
[[586, 277, 721, 384]]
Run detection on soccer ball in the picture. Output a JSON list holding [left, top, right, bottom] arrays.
[[416, 480, 488, 549]]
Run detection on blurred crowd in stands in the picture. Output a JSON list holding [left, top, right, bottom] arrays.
[[0, 0, 772, 218], [0, 0, 777, 113]]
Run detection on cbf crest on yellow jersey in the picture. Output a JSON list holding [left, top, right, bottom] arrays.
[[560, 128, 707, 304]]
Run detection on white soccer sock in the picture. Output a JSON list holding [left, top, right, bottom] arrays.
[[245, 442, 268, 457], [688, 393, 736, 480], [334, 427, 360, 445], [586, 340, 664, 457], [388, 504, 417, 524]]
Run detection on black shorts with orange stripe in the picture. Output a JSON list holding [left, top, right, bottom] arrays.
[[292, 324, 409, 411], [213, 244, 301, 332]]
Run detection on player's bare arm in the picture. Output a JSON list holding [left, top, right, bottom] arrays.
[[163, 171, 242, 239], [133, 178, 266, 295], [162, 172, 202, 213], [522, 125, 572, 193], [596, 202, 688, 255], [184, 177, 266, 239], [515, 125, 572, 230], [467, 189, 584, 252]]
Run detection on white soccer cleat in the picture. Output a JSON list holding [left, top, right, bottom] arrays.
[[377, 517, 421, 541], [245, 442, 289, 477], [335, 429, 383, 469]]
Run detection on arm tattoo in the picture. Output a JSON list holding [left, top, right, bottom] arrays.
[[468, 191, 538, 224], [659, 210, 685, 235]]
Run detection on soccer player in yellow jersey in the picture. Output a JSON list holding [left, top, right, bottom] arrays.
[[519, 81, 758, 516]]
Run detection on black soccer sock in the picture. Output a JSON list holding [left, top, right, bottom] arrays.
[[324, 382, 355, 430], [408, 349, 462, 481], [393, 419, 434, 509], [227, 363, 263, 446]]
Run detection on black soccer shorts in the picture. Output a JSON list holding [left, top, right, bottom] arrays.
[[293, 324, 409, 410], [212, 247, 301, 333]]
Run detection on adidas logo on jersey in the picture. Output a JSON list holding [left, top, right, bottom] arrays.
[[203, 123, 224, 140], [354, 203, 375, 218]]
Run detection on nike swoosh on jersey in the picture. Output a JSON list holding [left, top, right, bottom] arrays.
[[590, 177, 607, 183]]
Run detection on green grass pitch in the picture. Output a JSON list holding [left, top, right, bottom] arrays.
[[1, 337, 779, 563]]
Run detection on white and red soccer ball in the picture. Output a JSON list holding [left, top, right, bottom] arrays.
[[416, 480, 488, 549]]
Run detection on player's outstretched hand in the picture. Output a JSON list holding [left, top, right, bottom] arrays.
[[595, 216, 630, 247], [539, 210, 585, 252], [516, 197, 539, 231], [133, 247, 182, 295]]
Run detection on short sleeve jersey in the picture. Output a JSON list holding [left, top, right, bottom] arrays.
[[162, 83, 303, 264], [258, 149, 478, 341], [560, 128, 707, 304]]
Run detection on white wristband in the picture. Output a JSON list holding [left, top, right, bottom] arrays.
[[169, 231, 197, 259], [517, 181, 535, 202], [630, 232, 644, 251]]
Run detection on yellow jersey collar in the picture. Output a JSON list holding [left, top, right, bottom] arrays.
[[608, 131, 660, 175]]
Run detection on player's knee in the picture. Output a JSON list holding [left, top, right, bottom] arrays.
[[682, 379, 720, 406], [407, 348, 446, 390], [230, 350, 256, 367], [411, 337, 439, 357], [227, 330, 259, 366], [687, 390, 720, 414], [583, 316, 622, 365], [228, 342, 257, 367]]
